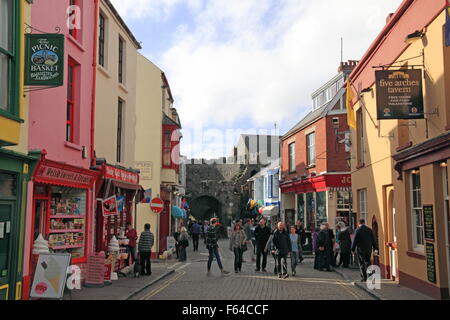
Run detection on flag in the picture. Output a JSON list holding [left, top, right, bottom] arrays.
[[140, 188, 152, 203], [346, 79, 356, 129], [446, 2, 450, 47]]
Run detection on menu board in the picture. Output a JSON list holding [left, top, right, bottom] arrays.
[[426, 242, 436, 284], [423, 205, 435, 241], [85, 253, 106, 287]]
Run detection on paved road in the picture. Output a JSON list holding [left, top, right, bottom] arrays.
[[131, 240, 373, 300]]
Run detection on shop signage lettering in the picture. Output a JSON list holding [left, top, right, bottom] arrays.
[[375, 69, 424, 120], [426, 242, 436, 284], [25, 34, 65, 86], [104, 165, 139, 184], [37, 165, 94, 186], [423, 205, 435, 242]]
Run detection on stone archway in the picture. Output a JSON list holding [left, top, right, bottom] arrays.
[[190, 196, 223, 223]]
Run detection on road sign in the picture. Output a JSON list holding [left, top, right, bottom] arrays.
[[150, 197, 164, 213]]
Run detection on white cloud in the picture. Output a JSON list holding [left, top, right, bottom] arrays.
[[112, 0, 403, 157]]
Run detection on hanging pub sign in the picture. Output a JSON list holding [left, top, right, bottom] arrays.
[[102, 196, 118, 217], [375, 69, 424, 120], [25, 34, 65, 86]]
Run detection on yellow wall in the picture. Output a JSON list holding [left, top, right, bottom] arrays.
[[351, 11, 449, 292], [135, 53, 164, 251], [95, 0, 138, 169]]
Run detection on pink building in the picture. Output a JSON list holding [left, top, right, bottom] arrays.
[[23, 0, 98, 299]]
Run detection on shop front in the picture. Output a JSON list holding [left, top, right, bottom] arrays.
[[22, 155, 98, 298], [94, 162, 142, 270], [0, 150, 39, 300]]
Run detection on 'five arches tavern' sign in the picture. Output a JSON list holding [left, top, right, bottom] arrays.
[[25, 34, 65, 87]]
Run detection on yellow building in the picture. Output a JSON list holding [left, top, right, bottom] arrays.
[[0, 0, 39, 300], [136, 53, 182, 256], [349, 0, 450, 299]]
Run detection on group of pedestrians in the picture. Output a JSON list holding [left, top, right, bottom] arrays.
[[124, 223, 155, 276]]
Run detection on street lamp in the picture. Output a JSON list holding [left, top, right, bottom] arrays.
[[405, 30, 424, 44]]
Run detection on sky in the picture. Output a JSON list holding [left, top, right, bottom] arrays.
[[110, 0, 403, 159]]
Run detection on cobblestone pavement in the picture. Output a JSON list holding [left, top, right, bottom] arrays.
[[132, 241, 374, 300]]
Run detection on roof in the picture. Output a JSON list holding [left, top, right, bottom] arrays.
[[282, 86, 346, 140], [163, 113, 181, 128], [103, 0, 142, 49], [248, 159, 280, 181]]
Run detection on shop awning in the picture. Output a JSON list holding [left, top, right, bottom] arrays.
[[111, 180, 141, 191], [262, 205, 279, 217], [172, 206, 186, 218]]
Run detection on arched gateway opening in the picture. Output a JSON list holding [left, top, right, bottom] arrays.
[[190, 196, 223, 223]]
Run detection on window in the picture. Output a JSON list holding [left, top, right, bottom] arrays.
[[337, 191, 351, 210], [306, 132, 316, 166], [357, 109, 365, 165], [68, 0, 79, 40], [0, 0, 17, 113], [118, 37, 124, 83], [288, 142, 296, 173], [410, 171, 424, 249], [66, 59, 78, 143], [98, 13, 106, 67], [162, 131, 172, 168], [117, 99, 124, 163], [272, 172, 279, 198], [358, 189, 368, 222]]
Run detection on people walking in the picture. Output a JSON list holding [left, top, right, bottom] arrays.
[[294, 220, 305, 263], [312, 227, 320, 270], [338, 223, 352, 268], [272, 222, 292, 279], [202, 220, 209, 243], [173, 227, 181, 259], [326, 223, 336, 267], [351, 219, 379, 282], [190, 221, 201, 252], [178, 227, 189, 262], [289, 226, 302, 276], [334, 223, 343, 267], [138, 223, 154, 276], [243, 219, 256, 262], [254, 218, 271, 272], [264, 226, 278, 274], [317, 223, 332, 272], [206, 218, 230, 275], [125, 222, 138, 267], [229, 223, 247, 273]]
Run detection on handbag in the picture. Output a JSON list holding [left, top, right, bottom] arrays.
[[241, 243, 248, 252]]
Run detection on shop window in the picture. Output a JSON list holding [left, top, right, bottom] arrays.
[[316, 192, 327, 227], [306, 132, 316, 166], [117, 99, 124, 163], [410, 171, 424, 249], [297, 194, 305, 224], [356, 109, 365, 165], [358, 189, 367, 222], [98, 12, 107, 68], [0, 172, 16, 197], [306, 193, 315, 231], [288, 142, 296, 173], [46, 186, 87, 261], [66, 58, 79, 143], [0, 0, 19, 116], [118, 36, 125, 84]]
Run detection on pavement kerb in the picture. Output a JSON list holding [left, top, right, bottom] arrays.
[[124, 269, 175, 300], [333, 268, 384, 301]]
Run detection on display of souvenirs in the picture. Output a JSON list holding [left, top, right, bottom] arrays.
[[48, 232, 84, 248], [50, 218, 84, 231]]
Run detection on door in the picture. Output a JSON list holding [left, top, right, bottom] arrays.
[[159, 201, 171, 254], [442, 166, 450, 290], [386, 187, 398, 281], [0, 201, 15, 300]]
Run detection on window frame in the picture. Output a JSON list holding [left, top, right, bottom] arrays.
[[118, 36, 125, 84], [358, 189, 368, 223], [306, 132, 316, 166], [0, 0, 21, 119], [98, 12, 106, 68], [357, 109, 365, 165], [288, 142, 296, 173], [117, 99, 124, 163], [410, 171, 424, 251], [66, 58, 78, 143]]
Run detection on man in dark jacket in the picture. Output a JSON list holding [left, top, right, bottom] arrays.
[[190, 221, 202, 252], [254, 218, 271, 272], [337, 225, 352, 268], [295, 220, 305, 263], [206, 218, 229, 275], [351, 219, 379, 282], [317, 223, 332, 271], [138, 224, 154, 276], [326, 223, 336, 267], [272, 222, 292, 279]]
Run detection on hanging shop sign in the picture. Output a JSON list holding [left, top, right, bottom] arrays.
[[375, 69, 424, 120], [25, 34, 65, 86], [102, 196, 118, 217]]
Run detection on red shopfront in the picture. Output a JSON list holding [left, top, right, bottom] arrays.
[[24, 157, 98, 298], [94, 163, 142, 254], [281, 173, 352, 231]]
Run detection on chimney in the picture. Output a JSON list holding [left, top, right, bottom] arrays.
[[338, 60, 358, 74]]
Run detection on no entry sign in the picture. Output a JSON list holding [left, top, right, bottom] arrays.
[[150, 198, 164, 213]]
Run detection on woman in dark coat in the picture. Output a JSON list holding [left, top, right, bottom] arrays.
[[317, 223, 332, 271], [338, 225, 352, 268]]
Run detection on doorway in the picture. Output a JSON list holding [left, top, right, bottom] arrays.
[[0, 201, 15, 300], [442, 166, 449, 291]]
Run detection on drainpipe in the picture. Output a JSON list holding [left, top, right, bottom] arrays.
[[90, 0, 99, 167]]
